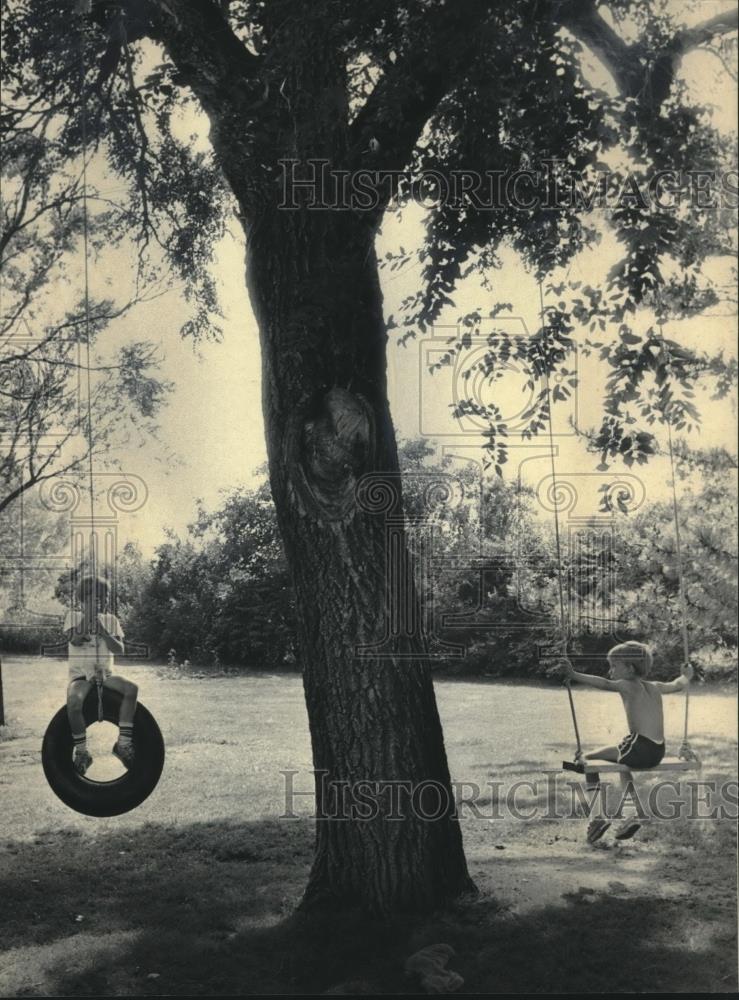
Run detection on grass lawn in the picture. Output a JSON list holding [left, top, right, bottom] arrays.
[[0, 656, 736, 995]]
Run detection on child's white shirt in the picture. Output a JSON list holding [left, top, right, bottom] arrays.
[[64, 611, 124, 682]]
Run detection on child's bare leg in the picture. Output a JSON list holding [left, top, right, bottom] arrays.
[[104, 676, 138, 767], [67, 679, 92, 733], [67, 679, 93, 773], [585, 745, 619, 762], [614, 771, 643, 840], [104, 675, 138, 725], [585, 779, 613, 844], [583, 746, 619, 842]]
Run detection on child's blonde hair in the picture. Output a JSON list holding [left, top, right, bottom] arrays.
[[608, 641, 653, 677]]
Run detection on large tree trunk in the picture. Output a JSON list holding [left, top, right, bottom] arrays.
[[159, 8, 475, 914], [241, 203, 475, 913]]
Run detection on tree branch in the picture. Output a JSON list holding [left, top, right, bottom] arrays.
[[348, 1, 496, 177], [348, 1, 738, 184], [558, 2, 639, 95], [137, 0, 263, 117], [679, 8, 739, 53], [560, 2, 739, 105]]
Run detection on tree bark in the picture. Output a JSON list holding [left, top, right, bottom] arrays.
[[241, 200, 475, 913]]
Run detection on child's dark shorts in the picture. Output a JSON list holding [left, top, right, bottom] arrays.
[[617, 733, 665, 769]]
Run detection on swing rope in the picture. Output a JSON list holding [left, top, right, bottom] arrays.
[[538, 279, 582, 760], [666, 421, 695, 760], [77, 15, 103, 724], [658, 305, 698, 763]]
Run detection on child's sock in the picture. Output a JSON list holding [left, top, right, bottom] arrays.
[[73, 732, 88, 756], [118, 723, 134, 750]]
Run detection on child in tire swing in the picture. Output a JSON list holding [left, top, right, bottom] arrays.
[[65, 574, 138, 775]]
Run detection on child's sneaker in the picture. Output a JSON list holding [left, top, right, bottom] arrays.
[[112, 741, 135, 769], [73, 748, 93, 776], [586, 818, 611, 844], [614, 820, 641, 840]]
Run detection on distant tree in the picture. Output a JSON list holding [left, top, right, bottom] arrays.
[[124, 482, 297, 665], [115, 540, 153, 625], [0, 491, 65, 613], [1, 27, 175, 514], [194, 481, 297, 667], [0, 490, 66, 654], [614, 445, 738, 673]]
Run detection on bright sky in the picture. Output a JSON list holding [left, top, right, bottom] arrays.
[[30, 2, 739, 563]]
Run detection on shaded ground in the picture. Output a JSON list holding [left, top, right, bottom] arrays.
[[0, 657, 736, 994]]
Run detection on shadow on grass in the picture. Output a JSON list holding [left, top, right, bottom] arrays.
[[1, 814, 736, 995]]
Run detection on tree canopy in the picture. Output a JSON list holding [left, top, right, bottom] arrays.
[[4, 1, 736, 470], [1, 4, 176, 513]]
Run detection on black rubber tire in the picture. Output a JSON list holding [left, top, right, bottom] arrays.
[[42, 686, 165, 817]]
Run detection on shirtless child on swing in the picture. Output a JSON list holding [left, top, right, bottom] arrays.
[[65, 574, 138, 775], [560, 641, 693, 841]]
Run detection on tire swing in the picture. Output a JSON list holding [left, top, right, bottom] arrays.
[[42, 685, 165, 818], [41, 12, 164, 817]]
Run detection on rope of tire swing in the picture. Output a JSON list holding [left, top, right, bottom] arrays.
[[77, 8, 104, 724]]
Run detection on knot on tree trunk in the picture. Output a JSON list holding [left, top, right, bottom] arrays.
[[296, 387, 374, 521]]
